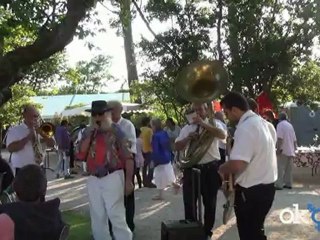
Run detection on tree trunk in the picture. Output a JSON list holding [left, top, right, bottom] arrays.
[[0, 0, 96, 106], [120, 0, 139, 102]]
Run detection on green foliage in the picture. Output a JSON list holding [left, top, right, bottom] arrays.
[[60, 54, 113, 94], [131, 80, 187, 125], [23, 52, 68, 91], [138, 0, 320, 111], [136, 1, 216, 122], [62, 211, 91, 240], [0, 84, 41, 127], [0, 0, 103, 105], [275, 61, 320, 106], [226, 0, 320, 100]]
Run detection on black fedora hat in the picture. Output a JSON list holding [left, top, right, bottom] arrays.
[[85, 100, 113, 113]]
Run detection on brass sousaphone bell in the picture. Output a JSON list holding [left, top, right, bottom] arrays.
[[175, 60, 229, 103]]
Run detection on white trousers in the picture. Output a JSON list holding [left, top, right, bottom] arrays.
[[87, 170, 132, 240]]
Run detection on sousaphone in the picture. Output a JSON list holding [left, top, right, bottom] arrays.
[[174, 60, 234, 224]]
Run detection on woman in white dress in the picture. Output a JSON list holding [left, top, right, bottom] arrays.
[[151, 118, 178, 200]]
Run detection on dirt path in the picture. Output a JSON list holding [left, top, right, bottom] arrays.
[[3, 151, 320, 239]]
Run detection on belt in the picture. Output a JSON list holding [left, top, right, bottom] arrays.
[[194, 160, 220, 169], [235, 183, 275, 191], [90, 168, 122, 178]]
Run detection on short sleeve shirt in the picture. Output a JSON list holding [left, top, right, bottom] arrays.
[[230, 111, 277, 188], [276, 120, 297, 157], [117, 118, 137, 154], [140, 127, 153, 153], [6, 123, 35, 169], [175, 119, 224, 164]]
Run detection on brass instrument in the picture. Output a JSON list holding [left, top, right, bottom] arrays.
[[174, 60, 235, 224], [39, 120, 55, 138], [175, 60, 228, 168], [33, 119, 55, 165]]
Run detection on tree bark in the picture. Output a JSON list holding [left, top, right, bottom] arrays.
[[121, 0, 139, 88], [0, 0, 96, 106]]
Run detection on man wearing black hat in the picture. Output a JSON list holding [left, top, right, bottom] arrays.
[[77, 100, 134, 240]]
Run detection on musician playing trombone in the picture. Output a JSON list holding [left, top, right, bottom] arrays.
[[6, 104, 55, 175], [175, 102, 226, 239]]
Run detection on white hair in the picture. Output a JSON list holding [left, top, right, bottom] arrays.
[[89, 111, 112, 129], [191, 102, 208, 109]]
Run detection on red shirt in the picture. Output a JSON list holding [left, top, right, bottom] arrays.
[[77, 124, 132, 175]]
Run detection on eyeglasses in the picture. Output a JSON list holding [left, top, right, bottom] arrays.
[[91, 112, 104, 117]]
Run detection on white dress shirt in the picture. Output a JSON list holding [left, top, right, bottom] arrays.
[[6, 123, 36, 169], [216, 119, 227, 150], [276, 120, 297, 157], [175, 119, 224, 164], [117, 117, 137, 154], [230, 110, 277, 188]]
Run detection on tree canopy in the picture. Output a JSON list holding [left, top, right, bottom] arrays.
[[0, 0, 98, 105]]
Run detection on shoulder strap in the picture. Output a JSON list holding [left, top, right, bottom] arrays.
[[84, 131, 96, 162]]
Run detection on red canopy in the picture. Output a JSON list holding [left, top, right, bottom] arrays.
[[256, 91, 273, 115]]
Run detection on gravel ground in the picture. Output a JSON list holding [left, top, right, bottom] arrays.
[[3, 151, 320, 239]]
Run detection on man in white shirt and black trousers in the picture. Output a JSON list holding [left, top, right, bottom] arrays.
[[109, 100, 137, 235], [219, 92, 277, 240], [175, 102, 226, 239]]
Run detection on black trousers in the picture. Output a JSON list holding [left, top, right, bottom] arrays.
[[234, 183, 275, 240], [135, 167, 142, 188], [182, 161, 222, 237], [69, 141, 74, 169], [142, 152, 153, 186], [219, 148, 226, 164]]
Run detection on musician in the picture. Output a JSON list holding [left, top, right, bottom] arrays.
[[219, 92, 277, 240], [78, 100, 134, 240], [6, 104, 55, 175], [175, 102, 226, 239]]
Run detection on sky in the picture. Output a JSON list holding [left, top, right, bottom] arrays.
[[65, 2, 320, 93]]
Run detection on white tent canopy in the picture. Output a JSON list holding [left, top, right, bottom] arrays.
[[60, 102, 142, 117]]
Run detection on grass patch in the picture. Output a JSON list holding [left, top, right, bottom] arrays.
[[62, 211, 91, 240]]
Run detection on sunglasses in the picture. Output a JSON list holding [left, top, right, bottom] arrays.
[[91, 112, 105, 117]]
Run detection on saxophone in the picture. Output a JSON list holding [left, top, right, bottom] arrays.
[[32, 129, 45, 165]]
